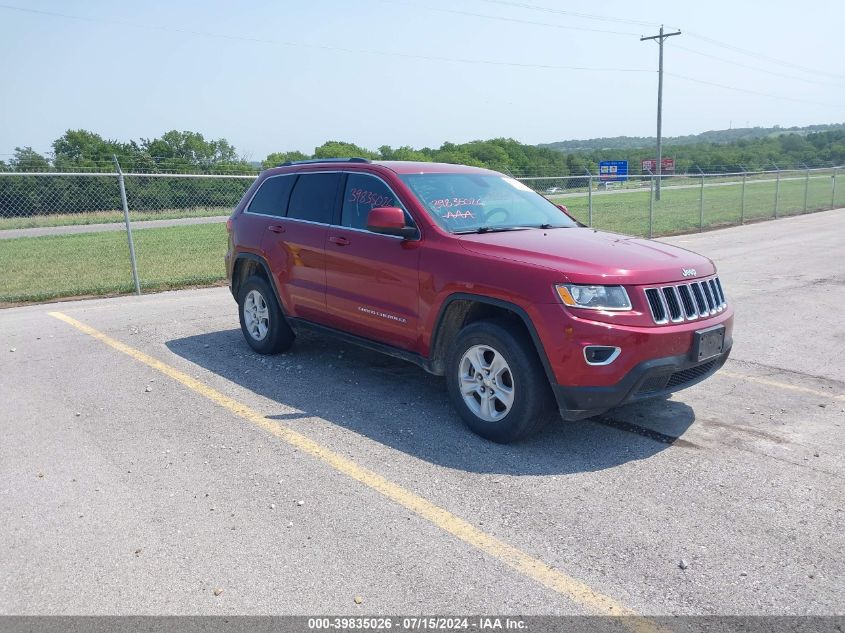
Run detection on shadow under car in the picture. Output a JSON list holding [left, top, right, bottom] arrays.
[[165, 328, 697, 476]]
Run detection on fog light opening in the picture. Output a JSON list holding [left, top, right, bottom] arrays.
[[584, 345, 621, 366]]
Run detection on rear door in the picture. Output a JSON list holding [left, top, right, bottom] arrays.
[[261, 171, 340, 323], [323, 172, 421, 350], [235, 174, 295, 279]]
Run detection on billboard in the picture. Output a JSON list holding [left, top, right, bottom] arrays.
[[598, 160, 628, 182], [641, 158, 675, 173]]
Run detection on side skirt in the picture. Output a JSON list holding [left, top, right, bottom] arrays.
[[287, 318, 436, 375]]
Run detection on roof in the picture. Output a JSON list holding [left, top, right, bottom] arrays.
[[263, 159, 500, 177], [374, 161, 500, 175]]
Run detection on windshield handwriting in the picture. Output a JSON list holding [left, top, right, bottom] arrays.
[[441, 210, 475, 220], [430, 197, 483, 210]]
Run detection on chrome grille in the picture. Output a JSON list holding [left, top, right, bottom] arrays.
[[644, 288, 666, 322], [643, 276, 727, 324], [690, 283, 707, 316], [702, 280, 715, 310], [661, 287, 683, 322], [677, 285, 697, 318]]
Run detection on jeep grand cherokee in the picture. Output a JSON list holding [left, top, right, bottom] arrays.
[[226, 158, 733, 442]]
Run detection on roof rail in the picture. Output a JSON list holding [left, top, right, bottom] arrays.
[[277, 157, 371, 167]]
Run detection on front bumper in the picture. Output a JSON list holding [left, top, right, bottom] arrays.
[[552, 341, 732, 421]]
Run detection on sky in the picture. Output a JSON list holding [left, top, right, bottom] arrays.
[[0, 0, 843, 162]]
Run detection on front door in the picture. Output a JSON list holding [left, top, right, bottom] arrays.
[[323, 172, 421, 350]]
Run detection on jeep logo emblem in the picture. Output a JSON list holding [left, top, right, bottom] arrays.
[[682, 268, 697, 278]]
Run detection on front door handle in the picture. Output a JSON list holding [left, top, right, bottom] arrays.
[[268, 225, 285, 234], [329, 236, 350, 246]]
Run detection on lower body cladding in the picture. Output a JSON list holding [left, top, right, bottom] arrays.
[[553, 343, 732, 421]]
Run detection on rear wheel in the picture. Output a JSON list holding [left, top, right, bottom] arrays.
[[446, 319, 556, 443], [237, 276, 294, 354]]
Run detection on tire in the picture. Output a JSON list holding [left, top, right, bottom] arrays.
[[237, 275, 295, 355], [445, 319, 556, 443]]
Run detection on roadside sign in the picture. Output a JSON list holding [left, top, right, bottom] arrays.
[[641, 158, 675, 173], [599, 160, 628, 182]]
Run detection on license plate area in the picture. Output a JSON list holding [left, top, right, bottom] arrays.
[[692, 325, 725, 362]]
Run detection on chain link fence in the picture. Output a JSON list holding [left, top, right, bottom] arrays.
[[1, 166, 842, 304], [0, 169, 253, 303], [521, 167, 843, 237]]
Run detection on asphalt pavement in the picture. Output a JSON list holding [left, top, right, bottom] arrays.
[[1, 209, 843, 616]]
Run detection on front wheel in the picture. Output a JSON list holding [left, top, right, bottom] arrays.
[[237, 276, 295, 354], [446, 319, 556, 443]]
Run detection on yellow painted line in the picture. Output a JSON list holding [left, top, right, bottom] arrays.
[[49, 310, 661, 630], [719, 370, 845, 402]]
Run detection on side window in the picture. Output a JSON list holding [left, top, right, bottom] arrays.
[[287, 173, 341, 224], [246, 175, 295, 217], [341, 173, 402, 231]]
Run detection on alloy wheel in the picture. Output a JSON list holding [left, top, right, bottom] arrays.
[[243, 289, 270, 341], [458, 344, 515, 422]]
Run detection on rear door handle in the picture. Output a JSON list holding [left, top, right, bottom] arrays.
[[329, 236, 350, 246], [268, 225, 285, 234]]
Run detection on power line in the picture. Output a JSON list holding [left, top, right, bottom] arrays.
[[474, 0, 844, 82], [0, 3, 651, 73], [476, 0, 658, 28], [673, 44, 842, 87], [667, 72, 845, 108], [381, 1, 640, 36], [686, 31, 845, 81], [4, 3, 840, 117]]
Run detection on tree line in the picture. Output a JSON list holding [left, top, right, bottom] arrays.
[[1, 129, 251, 174], [540, 123, 845, 153], [5, 127, 844, 177], [2, 128, 844, 218], [267, 132, 845, 175], [0, 130, 255, 217]]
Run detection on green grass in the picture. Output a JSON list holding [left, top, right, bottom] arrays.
[[0, 207, 231, 231], [0, 223, 227, 303], [550, 174, 840, 235]]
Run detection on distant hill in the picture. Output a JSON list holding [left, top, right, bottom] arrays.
[[539, 123, 845, 153]]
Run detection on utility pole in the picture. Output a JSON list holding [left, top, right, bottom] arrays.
[[641, 25, 681, 201]]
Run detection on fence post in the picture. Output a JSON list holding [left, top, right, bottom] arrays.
[[113, 155, 141, 296], [803, 164, 810, 213], [585, 167, 593, 227], [773, 164, 781, 218], [647, 170, 654, 238], [697, 167, 705, 230], [833, 167, 838, 209], [740, 169, 747, 224]]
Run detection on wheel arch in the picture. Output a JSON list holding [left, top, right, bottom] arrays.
[[231, 253, 286, 316], [428, 293, 556, 385]]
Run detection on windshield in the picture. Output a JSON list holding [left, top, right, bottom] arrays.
[[399, 173, 578, 233]]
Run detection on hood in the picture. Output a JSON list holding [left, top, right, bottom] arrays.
[[458, 227, 715, 285]]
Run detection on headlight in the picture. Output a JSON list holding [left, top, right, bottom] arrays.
[[555, 284, 631, 311]]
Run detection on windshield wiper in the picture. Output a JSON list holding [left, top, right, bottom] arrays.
[[454, 226, 530, 234], [454, 224, 573, 234]]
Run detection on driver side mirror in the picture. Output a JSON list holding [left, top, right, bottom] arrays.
[[367, 207, 417, 239]]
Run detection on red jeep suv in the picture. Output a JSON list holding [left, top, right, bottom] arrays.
[[226, 158, 733, 442]]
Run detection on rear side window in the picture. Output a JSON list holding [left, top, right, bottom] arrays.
[[247, 175, 295, 217], [287, 173, 341, 224], [341, 173, 400, 230]]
